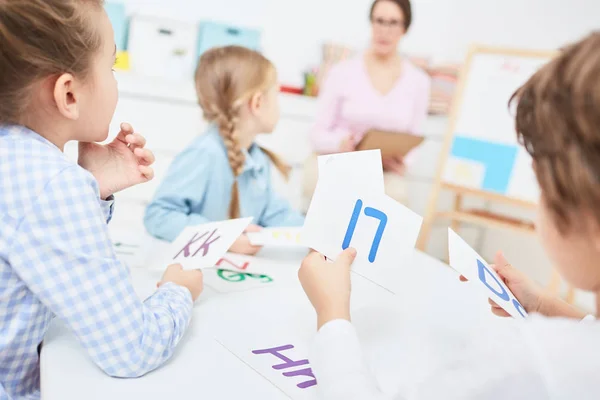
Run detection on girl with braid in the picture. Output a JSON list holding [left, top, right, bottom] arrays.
[[145, 46, 304, 255]]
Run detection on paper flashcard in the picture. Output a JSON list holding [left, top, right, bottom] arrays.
[[203, 253, 298, 293], [302, 181, 423, 271], [247, 227, 304, 247], [216, 338, 317, 400], [316, 150, 385, 194], [447, 229, 527, 319], [164, 218, 252, 270]]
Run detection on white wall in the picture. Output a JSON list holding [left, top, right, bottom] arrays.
[[119, 0, 600, 85]]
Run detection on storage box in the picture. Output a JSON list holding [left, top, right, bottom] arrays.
[[104, 2, 128, 51], [197, 21, 261, 58], [128, 16, 198, 81]]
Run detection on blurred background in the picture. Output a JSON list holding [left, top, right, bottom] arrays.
[[93, 0, 599, 310]]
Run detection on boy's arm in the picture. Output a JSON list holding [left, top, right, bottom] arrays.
[[9, 166, 193, 378], [538, 294, 588, 320]]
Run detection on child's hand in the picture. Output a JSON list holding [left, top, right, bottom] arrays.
[[298, 248, 357, 329], [78, 122, 155, 200], [158, 264, 204, 301], [229, 224, 263, 255], [460, 252, 544, 317]]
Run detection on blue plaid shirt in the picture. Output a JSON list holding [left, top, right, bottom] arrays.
[[0, 126, 193, 400]]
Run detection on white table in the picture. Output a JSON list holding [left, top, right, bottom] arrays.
[[41, 248, 507, 400]]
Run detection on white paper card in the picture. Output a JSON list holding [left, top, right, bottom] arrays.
[[162, 218, 252, 270], [316, 150, 385, 194], [302, 185, 423, 270], [203, 253, 298, 293], [448, 229, 527, 319], [216, 336, 317, 400], [247, 227, 304, 247]]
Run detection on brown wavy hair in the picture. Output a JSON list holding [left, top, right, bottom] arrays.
[[195, 46, 290, 219], [0, 0, 104, 125], [511, 32, 600, 233], [370, 0, 412, 31]]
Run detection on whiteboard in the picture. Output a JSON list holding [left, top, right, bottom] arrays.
[[441, 47, 556, 204]]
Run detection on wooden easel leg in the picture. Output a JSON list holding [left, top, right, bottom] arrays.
[[445, 194, 464, 263], [450, 194, 463, 233], [417, 185, 444, 252]]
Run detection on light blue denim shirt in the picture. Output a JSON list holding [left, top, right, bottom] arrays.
[[144, 126, 304, 242]]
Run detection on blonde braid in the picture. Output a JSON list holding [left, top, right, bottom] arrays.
[[214, 107, 245, 219]]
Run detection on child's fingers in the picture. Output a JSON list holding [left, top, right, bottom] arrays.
[[120, 122, 134, 134], [491, 307, 511, 317], [134, 147, 155, 166], [488, 298, 510, 316], [488, 298, 500, 307], [138, 165, 154, 181], [244, 224, 263, 233], [113, 123, 134, 145], [126, 133, 147, 150]]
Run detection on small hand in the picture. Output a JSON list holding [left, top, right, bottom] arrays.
[[78, 122, 155, 199], [460, 251, 543, 317], [158, 264, 204, 301], [229, 224, 263, 255], [298, 248, 357, 329], [382, 156, 406, 175]]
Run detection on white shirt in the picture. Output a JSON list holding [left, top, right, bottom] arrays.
[[310, 317, 600, 400]]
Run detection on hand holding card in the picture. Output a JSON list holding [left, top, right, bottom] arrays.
[[448, 229, 528, 319], [158, 218, 252, 270]]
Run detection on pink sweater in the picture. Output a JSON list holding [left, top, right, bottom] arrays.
[[310, 56, 431, 163]]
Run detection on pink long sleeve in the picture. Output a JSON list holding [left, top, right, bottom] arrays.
[[404, 77, 431, 166], [309, 57, 431, 163], [309, 64, 353, 154]]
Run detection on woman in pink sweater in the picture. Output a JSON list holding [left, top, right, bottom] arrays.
[[304, 0, 431, 205]]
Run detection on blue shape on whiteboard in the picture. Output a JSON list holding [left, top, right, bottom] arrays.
[[450, 136, 518, 194], [512, 299, 527, 318], [477, 259, 510, 301], [342, 200, 388, 263]]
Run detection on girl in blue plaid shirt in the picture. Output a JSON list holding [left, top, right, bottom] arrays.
[[0, 1, 203, 399]]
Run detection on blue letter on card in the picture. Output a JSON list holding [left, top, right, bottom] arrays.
[[477, 259, 510, 302], [342, 200, 388, 263]]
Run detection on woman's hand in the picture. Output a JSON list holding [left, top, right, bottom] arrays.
[[229, 224, 263, 256], [298, 248, 357, 330], [78, 123, 155, 200], [382, 156, 406, 175], [339, 136, 356, 153]]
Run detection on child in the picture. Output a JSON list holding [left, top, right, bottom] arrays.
[[298, 32, 600, 399], [144, 46, 304, 255], [0, 2, 203, 399]]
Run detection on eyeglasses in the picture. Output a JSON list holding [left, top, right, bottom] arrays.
[[371, 17, 404, 30]]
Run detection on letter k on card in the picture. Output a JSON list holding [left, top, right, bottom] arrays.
[[166, 218, 252, 270]]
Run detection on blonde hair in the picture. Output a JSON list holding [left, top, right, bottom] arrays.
[[195, 46, 290, 219], [0, 0, 104, 124]]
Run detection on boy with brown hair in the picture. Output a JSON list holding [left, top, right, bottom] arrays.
[[299, 32, 600, 399]]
